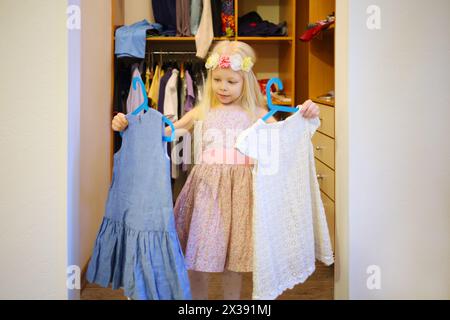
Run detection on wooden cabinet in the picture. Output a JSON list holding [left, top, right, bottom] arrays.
[[315, 158, 335, 201], [296, 0, 336, 250], [317, 103, 335, 138], [314, 112, 336, 251], [312, 131, 335, 169]]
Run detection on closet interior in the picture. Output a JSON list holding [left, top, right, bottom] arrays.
[[111, 0, 336, 252]]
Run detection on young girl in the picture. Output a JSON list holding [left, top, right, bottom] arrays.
[[112, 40, 320, 300]]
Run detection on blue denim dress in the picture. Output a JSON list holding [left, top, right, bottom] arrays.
[[86, 109, 191, 300]]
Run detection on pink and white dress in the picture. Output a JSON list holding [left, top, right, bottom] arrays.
[[174, 105, 254, 272]]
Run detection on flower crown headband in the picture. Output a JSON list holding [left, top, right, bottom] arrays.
[[205, 53, 254, 72]]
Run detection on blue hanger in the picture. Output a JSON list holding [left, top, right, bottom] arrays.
[[262, 77, 299, 122], [130, 77, 149, 116], [120, 76, 175, 142], [162, 115, 176, 142]]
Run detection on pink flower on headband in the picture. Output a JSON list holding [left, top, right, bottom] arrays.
[[218, 55, 231, 69], [205, 53, 254, 72]]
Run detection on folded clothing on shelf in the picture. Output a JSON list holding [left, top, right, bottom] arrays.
[[115, 20, 162, 58], [238, 11, 287, 37]]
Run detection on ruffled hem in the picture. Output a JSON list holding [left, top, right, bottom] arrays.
[[86, 216, 191, 300], [253, 257, 335, 300], [318, 254, 335, 266]]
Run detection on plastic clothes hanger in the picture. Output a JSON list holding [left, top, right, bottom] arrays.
[[120, 76, 175, 142], [261, 77, 300, 122]]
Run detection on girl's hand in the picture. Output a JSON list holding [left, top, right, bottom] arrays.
[[299, 100, 320, 119], [112, 113, 129, 132]]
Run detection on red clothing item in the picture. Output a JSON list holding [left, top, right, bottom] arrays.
[[300, 20, 335, 42]]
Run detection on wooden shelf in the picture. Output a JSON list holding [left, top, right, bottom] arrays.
[[237, 36, 293, 41], [312, 97, 335, 107]]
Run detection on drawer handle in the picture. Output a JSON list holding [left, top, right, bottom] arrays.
[[315, 146, 323, 151], [319, 117, 323, 121], [317, 174, 324, 180]]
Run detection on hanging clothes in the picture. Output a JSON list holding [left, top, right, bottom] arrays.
[[87, 108, 192, 300], [190, 0, 203, 35], [184, 70, 195, 113], [181, 129, 192, 172], [164, 69, 180, 122], [113, 57, 145, 115], [176, 0, 192, 36], [113, 58, 146, 153], [158, 68, 174, 115], [152, 0, 177, 36], [126, 67, 145, 114], [164, 69, 180, 179], [211, 0, 223, 37], [170, 134, 181, 180], [194, 69, 206, 104], [221, 0, 235, 37], [148, 64, 163, 109], [235, 109, 334, 300], [179, 65, 187, 117], [195, 0, 214, 58], [145, 66, 153, 95]]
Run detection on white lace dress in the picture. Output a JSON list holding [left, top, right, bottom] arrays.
[[235, 109, 334, 300]]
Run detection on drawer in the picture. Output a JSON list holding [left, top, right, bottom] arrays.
[[312, 131, 335, 170], [317, 104, 335, 138], [315, 159, 335, 201], [320, 191, 335, 251]]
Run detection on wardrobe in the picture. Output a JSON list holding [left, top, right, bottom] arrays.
[[110, 0, 336, 250]]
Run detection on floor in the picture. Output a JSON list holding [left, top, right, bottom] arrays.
[[81, 263, 334, 300]]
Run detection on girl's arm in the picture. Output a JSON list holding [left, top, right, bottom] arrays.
[[164, 107, 198, 136], [257, 106, 277, 123], [112, 108, 199, 135], [256, 100, 320, 123]]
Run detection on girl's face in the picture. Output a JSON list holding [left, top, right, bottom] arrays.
[[211, 67, 244, 106]]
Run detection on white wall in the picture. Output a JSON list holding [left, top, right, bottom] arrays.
[[0, 0, 112, 299], [124, 0, 154, 25], [0, 0, 68, 299], [79, 0, 113, 274], [336, 0, 450, 299]]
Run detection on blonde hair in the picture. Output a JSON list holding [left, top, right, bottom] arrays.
[[195, 41, 265, 121]]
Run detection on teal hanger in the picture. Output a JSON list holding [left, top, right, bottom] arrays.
[[262, 77, 299, 122], [120, 76, 175, 142], [131, 77, 149, 116], [162, 115, 176, 142]]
